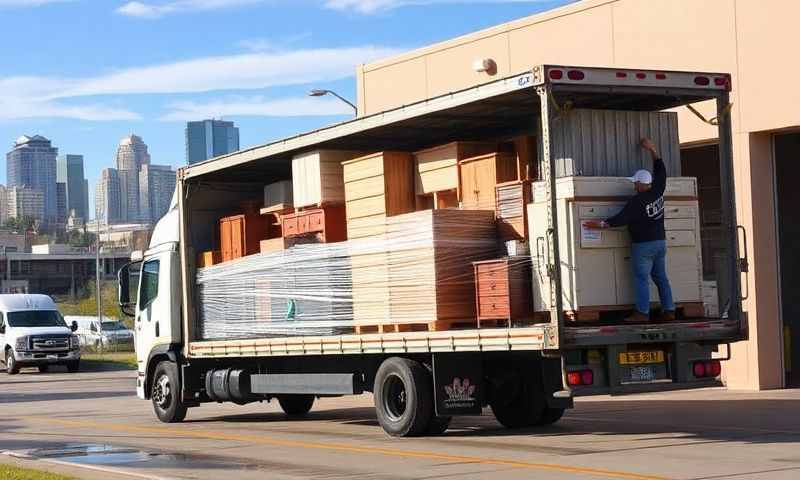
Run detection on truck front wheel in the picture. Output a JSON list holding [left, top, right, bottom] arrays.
[[5, 349, 19, 375], [278, 395, 315, 416], [373, 357, 433, 437], [152, 361, 187, 423]]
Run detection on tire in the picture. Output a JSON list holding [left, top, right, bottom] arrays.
[[151, 361, 187, 423], [278, 395, 315, 416], [374, 357, 433, 437], [489, 367, 546, 429], [426, 416, 452, 435], [38, 364, 49, 373], [536, 407, 565, 426], [66, 361, 80, 373], [5, 349, 19, 375]]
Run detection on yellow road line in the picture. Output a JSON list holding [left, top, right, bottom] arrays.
[[23, 416, 669, 480]]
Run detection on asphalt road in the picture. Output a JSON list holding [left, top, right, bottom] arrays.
[[1, 367, 799, 480]]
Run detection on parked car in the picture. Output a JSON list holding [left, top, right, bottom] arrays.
[[69, 316, 134, 349], [0, 294, 80, 374]]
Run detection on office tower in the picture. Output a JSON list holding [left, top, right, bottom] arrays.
[[116, 134, 150, 171], [95, 168, 121, 225], [0, 185, 6, 225], [57, 154, 89, 222], [139, 164, 177, 223], [7, 186, 45, 222], [186, 119, 239, 164], [6, 135, 57, 224], [56, 182, 67, 222]]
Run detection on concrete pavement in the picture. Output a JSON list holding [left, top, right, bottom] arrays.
[[1, 367, 799, 479]]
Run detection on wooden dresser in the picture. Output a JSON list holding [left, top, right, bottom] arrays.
[[281, 205, 347, 243], [473, 257, 533, 327]]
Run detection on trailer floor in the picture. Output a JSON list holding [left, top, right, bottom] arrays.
[[1, 368, 799, 480]]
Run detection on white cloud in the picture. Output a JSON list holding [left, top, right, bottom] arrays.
[[160, 96, 353, 121], [117, 0, 263, 18], [0, 45, 397, 121]]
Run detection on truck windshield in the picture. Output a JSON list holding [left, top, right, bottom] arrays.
[[7, 311, 67, 328], [101, 321, 126, 331]]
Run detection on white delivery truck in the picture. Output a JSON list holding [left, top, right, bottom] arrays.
[[119, 65, 746, 436], [0, 294, 81, 374]]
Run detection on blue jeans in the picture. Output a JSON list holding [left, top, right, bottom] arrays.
[[631, 240, 675, 315]]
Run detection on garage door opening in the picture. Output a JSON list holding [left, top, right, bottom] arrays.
[[774, 133, 800, 387]]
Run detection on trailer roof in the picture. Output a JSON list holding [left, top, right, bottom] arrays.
[[181, 65, 728, 181]]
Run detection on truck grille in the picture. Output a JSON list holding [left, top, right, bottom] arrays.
[[31, 335, 70, 351]]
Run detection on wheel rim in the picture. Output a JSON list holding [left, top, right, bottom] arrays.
[[152, 374, 171, 409], [7, 352, 13, 369], [382, 373, 407, 421]]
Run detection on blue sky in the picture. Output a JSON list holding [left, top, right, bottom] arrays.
[[0, 0, 572, 217]]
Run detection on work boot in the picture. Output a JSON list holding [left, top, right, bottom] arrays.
[[623, 312, 650, 324], [660, 310, 676, 322]]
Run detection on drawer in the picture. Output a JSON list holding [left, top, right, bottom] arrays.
[[578, 204, 623, 219], [297, 213, 310, 234], [477, 295, 511, 318], [664, 204, 697, 219], [306, 211, 325, 233], [580, 227, 629, 248], [665, 218, 696, 231], [477, 278, 509, 296], [282, 215, 299, 236], [666, 230, 697, 247], [475, 263, 509, 280]]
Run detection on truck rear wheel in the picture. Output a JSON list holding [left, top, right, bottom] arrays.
[[278, 395, 315, 416], [152, 361, 187, 423], [374, 357, 433, 437], [537, 407, 565, 426], [489, 367, 546, 429]]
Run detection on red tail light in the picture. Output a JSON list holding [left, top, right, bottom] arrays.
[[580, 370, 594, 386], [616, 72, 627, 78], [567, 372, 582, 386], [568, 369, 595, 386], [567, 70, 585, 80], [693, 360, 722, 378], [708, 360, 722, 377], [714, 77, 727, 86], [635, 72, 646, 80], [694, 76, 710, 86], [693, 362, 706, 377], [655, 73, 667, 80], [549, 69, 563, 80]]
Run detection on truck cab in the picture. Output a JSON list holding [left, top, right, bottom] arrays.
[[0, 294, 81, 374]]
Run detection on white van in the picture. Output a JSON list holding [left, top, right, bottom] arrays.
[[70, 316, 134, 349], [0, 294, 81, 374]]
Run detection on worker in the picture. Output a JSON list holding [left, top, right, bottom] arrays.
[[584, 138, 675, 323]]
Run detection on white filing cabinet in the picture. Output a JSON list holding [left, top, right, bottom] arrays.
[[527, 176, 703, 315]]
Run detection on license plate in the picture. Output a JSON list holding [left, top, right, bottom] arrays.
[[619, 351, 664, 365], [629, 365, 657, 382]]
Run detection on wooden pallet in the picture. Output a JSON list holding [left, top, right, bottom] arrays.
[[354, 320, 476, 334], [542, 302, 706, 323]]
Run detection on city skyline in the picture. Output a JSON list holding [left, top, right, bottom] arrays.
[[186, 119, 240, 164]]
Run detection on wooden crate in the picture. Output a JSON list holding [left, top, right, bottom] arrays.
[[473, 257, 533, 327], [495, 180, 532, 241], [459, 152, 518, 211], [281, 205, 347, 243], [219, 211, 269, 262], [291, 150, 362, 208], [353, 209, 499, 330], [413, 142, 497, 196], [343, 151, 415, 240], [197, 250, 221, 268]]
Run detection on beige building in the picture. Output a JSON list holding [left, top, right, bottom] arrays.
[[355, 0, 798, 390], [7, 186, 45, 223]]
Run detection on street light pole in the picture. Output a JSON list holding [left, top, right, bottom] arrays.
[[95, 220, 102, 356], [308, 89, 357, 114]]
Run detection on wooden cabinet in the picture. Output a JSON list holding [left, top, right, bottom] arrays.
[[527, 176, 703, 318], [473, 257, 533, 327], [280, 206, 346, 243], [495, 180, 532, 241], [291, 150, 361, 208], [413, 142, 497, 196], [197, 250, 221, 268], [263, 180, 293, 209], [343, 151, 415, 240], [219, 211, 269, 262], [459, 152, 518, 211]]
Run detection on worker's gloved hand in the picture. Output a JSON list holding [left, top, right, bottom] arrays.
[[583, 220, 608, 230]]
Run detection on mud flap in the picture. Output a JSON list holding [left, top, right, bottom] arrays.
[[432, 353, 483, 416]]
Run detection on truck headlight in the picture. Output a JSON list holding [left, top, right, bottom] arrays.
[[70, 335, 81, 350], [15, 336, 28, 351]]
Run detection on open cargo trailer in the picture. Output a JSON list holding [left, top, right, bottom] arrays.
[[121, 65, 747, 436]]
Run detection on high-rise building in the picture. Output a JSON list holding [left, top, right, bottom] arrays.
[[95, 168, 121, 225], [56, 182, 67, 222], [7, 186, 45, 222], [0, 185, 7, 225], [186, 119, 239, 164], [56, 154, 89, 222], [96, 134, 175, 225], [139, 164, 176, 223], [6, 135, 58, 224]]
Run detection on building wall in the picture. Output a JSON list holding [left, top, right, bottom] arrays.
[[357, 0, 800, 389]]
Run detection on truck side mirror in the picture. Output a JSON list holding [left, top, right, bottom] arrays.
[[71, 320, 78, 332], [118, 262, 138, 317]]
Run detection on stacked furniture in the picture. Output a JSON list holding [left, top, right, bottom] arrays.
[[459, 152, 518, 211], [413, 141, 497, 207], [219, 203, 270, 262], [527, 176, 704, 321], [292, 150, 362, 208], [473, 257, 533, 327]]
